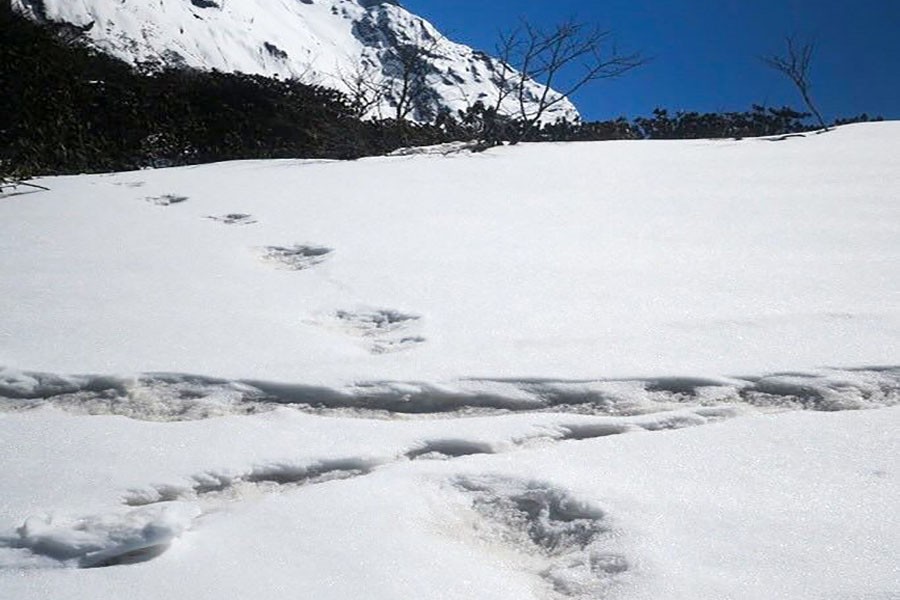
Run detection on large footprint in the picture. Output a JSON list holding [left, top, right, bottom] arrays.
[[454, 476, 629, 599], [314, 308, 426, 354], [259, 244, 333, 270]]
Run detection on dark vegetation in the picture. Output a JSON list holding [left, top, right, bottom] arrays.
[[0, 6, 884, 181], [0, 6, 446, 179]]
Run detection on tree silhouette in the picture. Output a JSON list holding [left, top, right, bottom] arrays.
[[495, 18, 646, 142], [762, 35, 827, 130]]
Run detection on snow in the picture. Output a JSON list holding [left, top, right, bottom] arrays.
[[0, 406, 897, 598], [12, 502, 201, 569], [0, 124, 896, 388], [0, 123, 898, 599]]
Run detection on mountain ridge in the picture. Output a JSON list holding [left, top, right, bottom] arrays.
[[11, 0, 579, 123]]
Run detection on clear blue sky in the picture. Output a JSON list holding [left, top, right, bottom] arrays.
[[403, 0, 899, 122]]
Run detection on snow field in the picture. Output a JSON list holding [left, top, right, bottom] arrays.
[[0, 123, 897, 389], [0, 123, 898, 599]]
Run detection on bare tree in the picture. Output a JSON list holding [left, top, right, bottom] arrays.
[[496, 18, 646, 142], [335, 59, 388, 119], [333, 38, 442, 123], [489, 33, 518, 116], [387, 39, 442, 122], [762, 35, 827, 129], [292, 60, 323, 88], [0, 174, 49, 193]]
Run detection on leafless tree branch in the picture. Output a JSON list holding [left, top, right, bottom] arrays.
[[762, 35, 827, 129], [335, 59, 388, 119], [389, 37, 442, 122], [498, 18, 646, 142]]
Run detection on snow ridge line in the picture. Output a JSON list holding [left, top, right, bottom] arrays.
[[0, 367, 898, 421], [122, 405, 736, 507]]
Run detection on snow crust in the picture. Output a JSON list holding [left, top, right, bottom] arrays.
[[11, 0, 578, 122]]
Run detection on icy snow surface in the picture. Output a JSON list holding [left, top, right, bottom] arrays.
[[0, 124, 898, 599]]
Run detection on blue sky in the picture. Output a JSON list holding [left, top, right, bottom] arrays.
[[403, 0, 899, 122]]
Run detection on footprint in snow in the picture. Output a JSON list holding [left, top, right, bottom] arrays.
[[335, 308, 420, 335], [454, 476, 629, 598], [205, 213, 258, 225], [316, 309, 426, 354], [145, 194, 188, 206], [259, 244, 333, 270]]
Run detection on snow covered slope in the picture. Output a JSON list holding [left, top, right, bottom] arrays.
[[0, 125, 898, 600], [1, 123, 897, 402], [11, 0, 579, 123]]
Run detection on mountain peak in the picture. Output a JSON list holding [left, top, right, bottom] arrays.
[[12, 0, 578, 123]]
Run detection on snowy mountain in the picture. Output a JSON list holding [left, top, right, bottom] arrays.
[[11, 0, 580, 123]]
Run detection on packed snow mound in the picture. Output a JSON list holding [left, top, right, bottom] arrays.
[[11, 0, 579, 123], [9, 503, 200, 569]]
